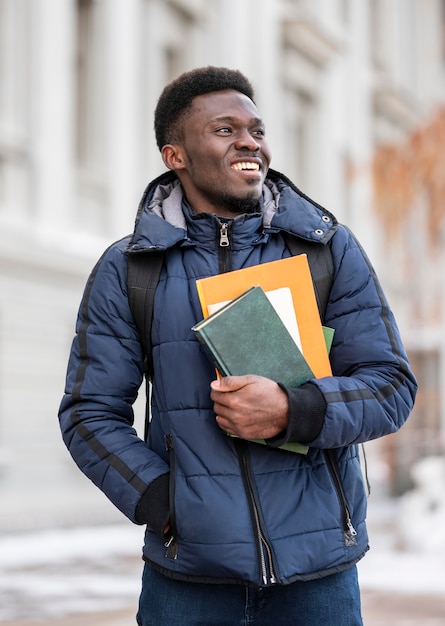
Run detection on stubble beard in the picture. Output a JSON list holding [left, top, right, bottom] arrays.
[[218, 190, 261, 214]]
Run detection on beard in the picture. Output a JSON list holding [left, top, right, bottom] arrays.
[[201, 180, 262, 214], [218, 191, 261, 214]]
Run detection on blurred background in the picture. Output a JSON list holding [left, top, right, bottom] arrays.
[[0, 0, 444, 624]]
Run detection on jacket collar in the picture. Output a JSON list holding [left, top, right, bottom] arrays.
[[127, 169, 337, 253]]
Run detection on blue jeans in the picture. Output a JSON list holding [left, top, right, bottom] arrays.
[[136, 564, 363, 626]]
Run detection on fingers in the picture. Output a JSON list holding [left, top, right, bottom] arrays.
[[210, 374, 254, 393], [215, 413, 234, 435]]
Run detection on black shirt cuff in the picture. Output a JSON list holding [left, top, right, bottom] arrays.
[[135, 473, 170, 541], [266, 382, 326, 448]]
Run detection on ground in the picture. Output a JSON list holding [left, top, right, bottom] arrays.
[[1, 495, 444, 625]]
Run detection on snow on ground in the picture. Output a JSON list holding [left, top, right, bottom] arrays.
[[359, 457, 445, 597], [1, 499, 444, 622], [1, 454, 445, 623], [359, 515, 445, 596], [0, 524, 143, 621]]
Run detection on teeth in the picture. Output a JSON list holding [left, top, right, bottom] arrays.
[[231, 162, 260, 171]]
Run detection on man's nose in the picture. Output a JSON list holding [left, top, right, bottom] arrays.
[[234, 129, 260, 151]]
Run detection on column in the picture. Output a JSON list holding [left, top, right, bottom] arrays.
[[104, 0, 142, 237]]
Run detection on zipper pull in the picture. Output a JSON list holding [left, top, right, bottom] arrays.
[[164, 534, 178, 559], [344, 518, 358, 546], [165, 433, 173, 451], [219, 222, 230, 247]]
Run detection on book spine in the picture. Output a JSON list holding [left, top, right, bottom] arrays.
[[194, 330, 231, 377], [195, 282, 209, 318]]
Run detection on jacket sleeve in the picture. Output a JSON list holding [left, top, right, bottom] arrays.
[[277, 225, 417, 449], [58, 240, 170, 526]]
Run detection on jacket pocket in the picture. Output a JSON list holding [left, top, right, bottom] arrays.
[[164, 434, 179, 559], [324, 449, 357, 547]]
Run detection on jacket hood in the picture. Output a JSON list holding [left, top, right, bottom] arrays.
[[127, 169, 337, 253]]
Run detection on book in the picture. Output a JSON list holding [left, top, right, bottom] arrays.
[[193, 285, 314, 386], [193, 285, 315, 455], [207, 286, 304, 351], [195, 254, 332, 379]]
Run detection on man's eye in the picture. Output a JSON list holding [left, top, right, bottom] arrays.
[[216, 127, 232, 134], [253, 129, 265, 137]]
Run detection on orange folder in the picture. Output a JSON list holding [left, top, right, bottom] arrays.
[[196, 254, 332, 379]]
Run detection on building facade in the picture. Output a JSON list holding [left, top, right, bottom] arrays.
[[1, 0, 444, 528]]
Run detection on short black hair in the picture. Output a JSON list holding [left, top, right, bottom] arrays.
[[154, 66, 255, 151]]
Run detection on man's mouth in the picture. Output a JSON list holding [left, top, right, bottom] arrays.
[[230, 162, 260, 172]]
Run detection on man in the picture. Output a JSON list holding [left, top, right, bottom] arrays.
[[59, 67, 417, 625]]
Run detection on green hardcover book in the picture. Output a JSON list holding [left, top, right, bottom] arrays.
[[192, 285, 315, 454]]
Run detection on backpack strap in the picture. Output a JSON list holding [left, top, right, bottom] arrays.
[[282, 233, 333, 321], [127, 251, 165, 377], [127, 251, 165, 440]]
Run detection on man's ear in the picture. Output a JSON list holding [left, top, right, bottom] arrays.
[[161, 144, 187, 171]]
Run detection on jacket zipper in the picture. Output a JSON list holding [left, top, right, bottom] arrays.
[[324, 449, 358, 546], [216, 222, 276, 584], [236, 440, 277, 586], [217, 220, 232, 274], [164, 434, 179, 559]]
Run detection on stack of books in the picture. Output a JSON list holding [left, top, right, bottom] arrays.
[[192, 255, 333, 454]]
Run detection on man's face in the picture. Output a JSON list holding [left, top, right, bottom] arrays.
[[163, 90, 272, 217]]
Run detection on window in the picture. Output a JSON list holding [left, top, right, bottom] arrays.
[[442, 0, 445, 64], [386, 348, 442, 495], [396, 0, 417, 91], [76, 0, 106, 181], [370, 0, 386, 68], [294, 90, 317, 194]]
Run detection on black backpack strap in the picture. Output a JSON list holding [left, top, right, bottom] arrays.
[[127, 251, 165, 440], [127, 251, 165, 376], [283, 233, 334, 321]]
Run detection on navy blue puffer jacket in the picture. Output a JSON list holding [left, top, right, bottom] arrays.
[[59, 170, 417, 587]]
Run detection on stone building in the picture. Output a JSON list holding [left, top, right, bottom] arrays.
[[0, 0, 444, 527]]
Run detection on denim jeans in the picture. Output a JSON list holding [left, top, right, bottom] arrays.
[[136, 564, 363, 626]]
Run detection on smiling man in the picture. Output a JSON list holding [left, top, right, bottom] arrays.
[[59, 67, 417, 625]]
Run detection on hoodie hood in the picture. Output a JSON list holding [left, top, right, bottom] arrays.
[[127, 169, 337, 253]]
